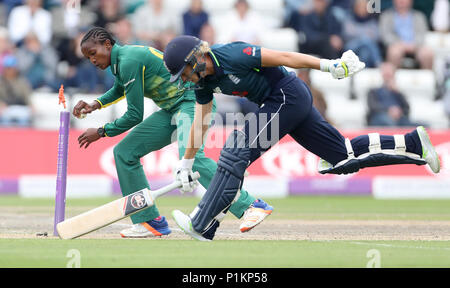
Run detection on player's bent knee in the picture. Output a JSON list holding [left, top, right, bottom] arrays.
[[191, 130, 250, 235], [113, 144, 140, 165], [218, 130, 251, 177]]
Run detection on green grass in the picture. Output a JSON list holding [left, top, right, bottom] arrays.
[[0, 239, 449, 268], [2, 195, 450, 220], [1, 196, 450, 268]]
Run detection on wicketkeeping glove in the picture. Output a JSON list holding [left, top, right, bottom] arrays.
[[175, 158, 199, 193], [320, 50, 366, 79]]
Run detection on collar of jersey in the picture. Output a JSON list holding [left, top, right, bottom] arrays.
[[208, 50, 224, 80], [110, 44, 121, 76]]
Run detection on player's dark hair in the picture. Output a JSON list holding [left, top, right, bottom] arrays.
[[80, 27, 116, 47]]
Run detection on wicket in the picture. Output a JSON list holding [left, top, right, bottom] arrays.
[[53, 86, 69, 236]]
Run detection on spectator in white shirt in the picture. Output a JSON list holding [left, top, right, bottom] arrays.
[[216, 0, 265, 45], [7, 0, 52, 46], [131, 0, 181, 50]]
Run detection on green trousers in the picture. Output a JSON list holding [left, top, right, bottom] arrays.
[[113, 99, 255, 224]]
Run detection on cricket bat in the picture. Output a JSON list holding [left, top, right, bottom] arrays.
[[56, 172, 200, 239]]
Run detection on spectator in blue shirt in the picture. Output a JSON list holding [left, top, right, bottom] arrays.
[[367, 62, 422, 127], [182, 0, 208, 38], [343, 0, 382, 68], [379, 0, 433, 69], [298, 0, 343, 59]]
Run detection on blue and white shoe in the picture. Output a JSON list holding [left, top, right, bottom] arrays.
[[417, 126, 440, 173], [240, 199, 274, 233], [120, 216, 171, 238]]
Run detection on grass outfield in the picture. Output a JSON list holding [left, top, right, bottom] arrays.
[[1, 196, 450, 268], [1, 239, 450, 268]]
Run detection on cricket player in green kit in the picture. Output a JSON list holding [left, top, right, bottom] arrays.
[[72, 27, 273, 238]]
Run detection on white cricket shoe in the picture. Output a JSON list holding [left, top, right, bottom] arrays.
[[240, 199, 274, 233], [172, 210, 211, 242], [119, 217, 171, 238], [417, 126, 440, 173]]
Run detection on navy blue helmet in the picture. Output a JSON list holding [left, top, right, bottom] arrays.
[[163, 35, 206, 84]]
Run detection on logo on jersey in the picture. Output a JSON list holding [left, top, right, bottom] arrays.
[[243, 46, 256, 56], [213, 87, 222, 94], [228, 74, 241, 84], [232, 91, 248, 97]]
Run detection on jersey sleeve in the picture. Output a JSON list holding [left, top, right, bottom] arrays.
[[227, 42, 262, 71], [97, 79, 124, 108], [103, 60, 145, 137], [195, 87, 214, 104]]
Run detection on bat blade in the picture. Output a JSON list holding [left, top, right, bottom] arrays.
[[56, 172, 200, 239], [56, 189, 153, 239]]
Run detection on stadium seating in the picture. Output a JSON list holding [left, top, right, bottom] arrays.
[[260, 28, 298, 52], [30, 92, 70, 130], [309, 70, 364, 128], [311, 68, 448, 129]]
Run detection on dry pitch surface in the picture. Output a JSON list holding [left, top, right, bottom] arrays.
[[1, 196, 450, 241]]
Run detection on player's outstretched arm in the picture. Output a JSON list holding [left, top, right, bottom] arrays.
[[184, 100, 214, 159], [261, 48, 365, 79]]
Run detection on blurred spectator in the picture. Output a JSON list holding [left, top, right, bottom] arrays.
[[367, 62, 422, 127], [50, 0, 96, 44], [343, 0, 382, 68], [111, 16, 139, 45], [199, 23, 216, 45], [0, 55, 32, 127], [217, 0, 265, 44], [1, 0, 24, 16], [56, 29, 114, 93], [120, 0, 146, 14], [297, 68, 330, 123], [379, 0, 434, 69], [131, 0, 180, 50], [297, 0, 343, 59], [183, 0, 208, 38], [16, 32, 58, 90], [0, 27, 14, 74], [7, 0, 52, 46], [94, 0, 123, 30], [431, 0, 449, 32], [284, 0, 314, 22], [443, 57, 450, 125]]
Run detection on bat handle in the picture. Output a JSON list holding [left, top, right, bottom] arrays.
[[149, 171, 201, 199]]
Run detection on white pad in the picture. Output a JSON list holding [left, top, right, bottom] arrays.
[[368, 133, 381, 153], [345, 138, 355, 159], [393, 134, 406, 156]]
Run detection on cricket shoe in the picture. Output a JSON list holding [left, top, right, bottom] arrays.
[[120, 216, 171, 238], [417, 126, 440, 173], [240, 199, 274, 233], [172, 210, 215, 242]]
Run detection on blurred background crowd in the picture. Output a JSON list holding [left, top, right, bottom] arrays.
[[0, 0, 449, 129]]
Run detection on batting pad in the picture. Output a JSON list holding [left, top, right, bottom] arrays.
[[192, 130, 250, 234]]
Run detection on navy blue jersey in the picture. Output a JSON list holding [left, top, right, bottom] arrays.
[[195, 42, 293, 105]]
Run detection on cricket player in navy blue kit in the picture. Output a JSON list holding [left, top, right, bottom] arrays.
[[163, 36, 441, 241]]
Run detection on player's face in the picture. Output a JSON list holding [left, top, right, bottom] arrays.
[[81, 40, 112, 70], [180, 65, 201, 84]]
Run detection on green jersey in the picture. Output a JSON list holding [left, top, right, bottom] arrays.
[[96, 44, 195, 137]]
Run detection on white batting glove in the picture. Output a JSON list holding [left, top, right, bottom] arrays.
[[175, 158, 199, 193], [320, 50, 366, 79]]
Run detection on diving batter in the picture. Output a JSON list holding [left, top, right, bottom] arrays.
[[163, 35, 441, 241]]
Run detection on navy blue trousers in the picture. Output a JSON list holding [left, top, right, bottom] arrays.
[[244, 76, 422, 166], [190, 76, 423, 237]]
